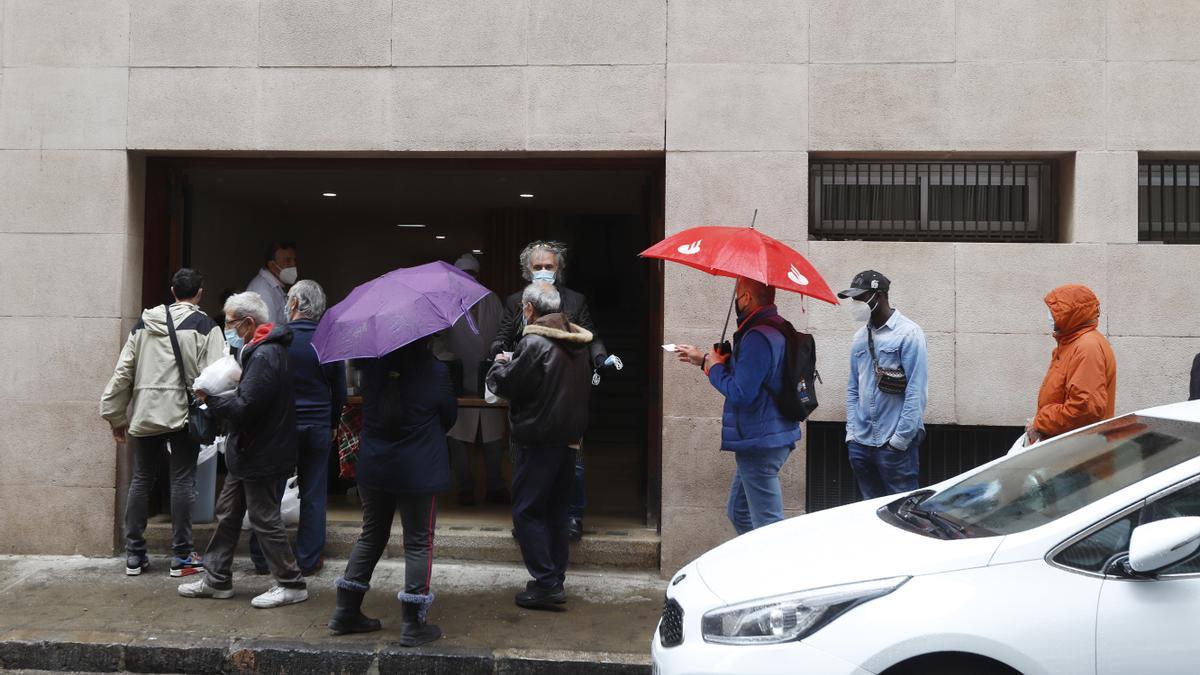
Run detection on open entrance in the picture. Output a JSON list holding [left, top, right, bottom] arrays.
[[140, 156, 664, 564]]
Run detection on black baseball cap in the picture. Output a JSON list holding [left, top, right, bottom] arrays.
[[837, 270, 890, 299]]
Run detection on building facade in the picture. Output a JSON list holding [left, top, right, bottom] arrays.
[[1, 1, 1198, 574]]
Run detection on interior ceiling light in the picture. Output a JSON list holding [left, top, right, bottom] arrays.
[[322, 192, 337, 197], [519, 193, 534, 198], [472, 249, 483, 254], [435, 235, 447, 240], [395, 224, 426, 228]]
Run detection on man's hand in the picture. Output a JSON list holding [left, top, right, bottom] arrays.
[[675, 344, 705, 366], [706, 347, 729, 369], [194, 389, 209, 404], [494, 352, 512, 364], [112, 425, 127, 443], [1024, 418, 1041, 445]]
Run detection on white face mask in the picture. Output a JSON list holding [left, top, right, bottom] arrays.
[[277, 266, 298, 286], [1047, 309, 1056, 334], [531, 269, 555, 284], [847, 294, 875, 323]]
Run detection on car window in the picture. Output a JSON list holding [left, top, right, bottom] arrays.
[[1054, 479, 1200, 575], [915, 415, 1200, 537]]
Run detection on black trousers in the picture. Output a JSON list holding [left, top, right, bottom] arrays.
[[511, 444, 575, 588], [342, 486, 437, 596]]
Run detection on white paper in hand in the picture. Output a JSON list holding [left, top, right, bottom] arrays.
[[662, 344, 678, 352]]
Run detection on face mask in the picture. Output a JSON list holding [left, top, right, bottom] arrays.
[[1047, 309, 1056, 334], [224, 328, 245, 350], [531, 270, 555, 284], [277, 266, 298, 286], [848, 294, 875, 323]]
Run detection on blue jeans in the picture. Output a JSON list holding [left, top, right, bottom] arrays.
[[250, 425, 330, 572], [848, 437, 920, 501], [727, 447, 792, 536]]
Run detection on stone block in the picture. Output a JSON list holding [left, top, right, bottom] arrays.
[[0, 317, 124, 402], [128, 68, 258, 150], [956, 0, 1104, 62], [1107, 0, 1200, 62], [952, 62, 1105, 151], [0, 151, 129, 233], [661, 416, 733, 509], [392, 67, 526, 151], [660, 505, 734, 575], [661, 328, 729, 417], [1106, 244, 1200, 338], [809, 0, 954, 63], [665, 151, 807, 240], [0, 401, 114, 488], [0, 67, 127, 150], [526, 66, 665, 150], [1108, 62, 1200, 151], [257, 69, 390, 150], [259, 0, 391, 66], [0, 485, 115, 554], [131, 0, 257, 66], [392, 0, 527, 66], [924, 332, 956, 425], [667, 0, 807, 64], [120, 234, 144, 321], [810, 64, 952, 151], [0, 233, 126, 318], [528, 0, 666, 65], [955, 243, 1107, 335], [806, 241, 956, 334], [666, 63, 806, 151], [955, 332, 1052, 426], [1067, 152, 1138, 244], [2, 0, 128, 66], [1111, 337, 1200, 413]]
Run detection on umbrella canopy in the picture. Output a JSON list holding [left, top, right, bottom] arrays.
[[311, 261, 490, 363], [639, 225, 839, 305]]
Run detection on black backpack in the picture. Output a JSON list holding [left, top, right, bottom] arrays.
[[759, 316, 820, 422]]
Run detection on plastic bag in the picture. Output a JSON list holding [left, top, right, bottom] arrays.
[[194, 354, 241, 396], [197, 435, 225, 465], [1007, 433, 1032, 457], [241, 476, 300, 529]]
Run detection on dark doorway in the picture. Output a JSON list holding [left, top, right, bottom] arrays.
[[142, 156, 665, 529]]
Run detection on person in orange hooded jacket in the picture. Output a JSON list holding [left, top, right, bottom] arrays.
[[1026, 284, 1117, 444]]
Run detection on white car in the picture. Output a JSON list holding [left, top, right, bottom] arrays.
[[653, 400, 1200, 675]]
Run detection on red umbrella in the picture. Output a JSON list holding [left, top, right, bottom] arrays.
[[640, 225, 838, 305]]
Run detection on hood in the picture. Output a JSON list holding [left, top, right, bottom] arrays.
[[248, 322, 293, 348], [1045, 284, 1099, 342], [522, 313, 593, 345], [694, 499, 1003, 605], [139, 303, 199, 337]]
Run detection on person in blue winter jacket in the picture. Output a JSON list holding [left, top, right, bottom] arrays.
[[675, 276, 802, 535]]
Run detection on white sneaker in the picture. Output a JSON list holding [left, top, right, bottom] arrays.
[[251, 585, 308, 609], [177, 578, 234, 599]]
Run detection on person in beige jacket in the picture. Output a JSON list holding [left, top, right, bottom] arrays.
[[100, 268, 227, 578]]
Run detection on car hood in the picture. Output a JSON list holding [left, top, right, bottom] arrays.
[[695, 498, 1005, 605]]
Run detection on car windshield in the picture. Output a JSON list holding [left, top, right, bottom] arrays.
[[912, 415, 1200, 537]]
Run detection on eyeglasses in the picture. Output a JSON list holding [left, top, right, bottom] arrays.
[[223, 317, 245, 328]]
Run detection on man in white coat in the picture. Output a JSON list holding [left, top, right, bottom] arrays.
[[444, 253, 508, 505], [246, 242, 298, 327]]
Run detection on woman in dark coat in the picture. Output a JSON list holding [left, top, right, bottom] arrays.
[[328, 338, 456, 646]]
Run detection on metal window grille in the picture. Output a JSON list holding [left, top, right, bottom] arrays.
[[809, 160, 1058, 242], [1139, 161, 1200, 244], [804, 422, 1022, 512]]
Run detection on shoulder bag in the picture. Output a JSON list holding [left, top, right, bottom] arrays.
[[868, 327, 908, 396], [164, 304, 218, 445]]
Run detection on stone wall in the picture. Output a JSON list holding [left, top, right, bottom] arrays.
[[0, 1, 1198, 571]]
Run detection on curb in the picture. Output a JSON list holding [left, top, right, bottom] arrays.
[[0, 637, 651, 674]]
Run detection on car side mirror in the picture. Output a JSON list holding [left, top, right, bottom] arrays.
[[1128, 516, 1200, 575]]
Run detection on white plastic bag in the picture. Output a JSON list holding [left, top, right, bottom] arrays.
[[1007, 433, 1032, 457], [197, 435, 225, 465], [194, 354, 241, 396], [241, 476, 301, 529]]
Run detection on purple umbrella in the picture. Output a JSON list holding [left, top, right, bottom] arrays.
[[311, 261, 490, 363]]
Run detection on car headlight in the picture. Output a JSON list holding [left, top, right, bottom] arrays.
[[700, 576, 909, 646]]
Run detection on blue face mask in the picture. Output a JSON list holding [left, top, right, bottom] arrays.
[[224, 324, 245, 350], [531, 270, 556, 284]]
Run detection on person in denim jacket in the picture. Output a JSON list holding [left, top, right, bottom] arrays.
[[839, 270, 928, 500]]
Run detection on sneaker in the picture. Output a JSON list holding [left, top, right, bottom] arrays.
[[251, 585, 309, 609], [516, 583, 566, 610], [170, 552, 204, 578], [178, 578, 234, 599], [125, 553, 149, 576], [568, 517, 583, 542]]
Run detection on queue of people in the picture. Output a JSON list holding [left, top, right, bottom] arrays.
[[99, 235, 1134, 641]]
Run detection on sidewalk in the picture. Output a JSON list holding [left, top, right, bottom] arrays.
[[0, 555, 663, 674]]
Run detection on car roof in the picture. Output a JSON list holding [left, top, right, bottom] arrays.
[[1135, 399, 1200, 424]]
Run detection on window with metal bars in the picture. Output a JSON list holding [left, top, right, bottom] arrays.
[[804, 422, 1021, 512], [1139, 160, 1200, 244], [809, 160, 1058, 242]]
